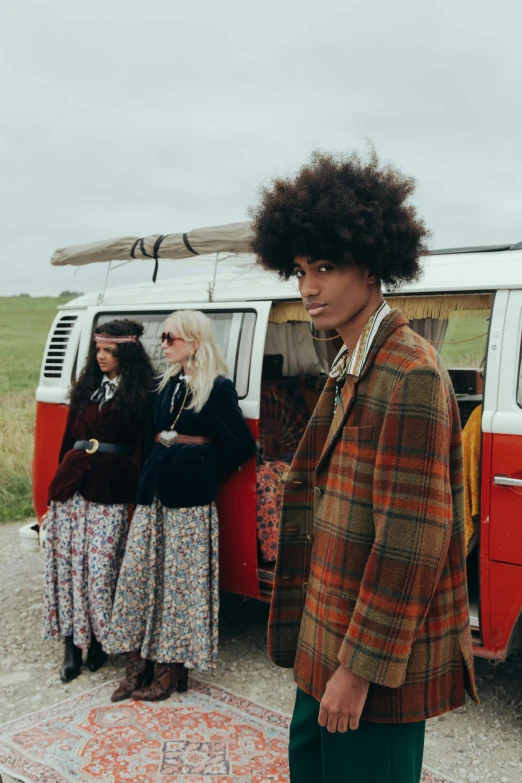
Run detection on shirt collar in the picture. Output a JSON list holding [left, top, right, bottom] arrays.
[[329, 301, 391, 381], [101, 374, 120, 386]]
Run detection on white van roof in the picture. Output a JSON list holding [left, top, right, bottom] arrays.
[[60, 245, 522, 310]]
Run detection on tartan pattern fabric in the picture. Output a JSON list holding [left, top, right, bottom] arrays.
[[267, 309, 479, 723]]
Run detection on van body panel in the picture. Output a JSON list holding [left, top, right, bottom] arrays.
[[217, 419, 260, 599], [489, 434, 522, 566], [489, 560, 522, 657], [33, 402, 69, 520], [490, 414, 522, 436]]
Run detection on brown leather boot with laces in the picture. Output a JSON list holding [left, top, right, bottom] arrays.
[[111, 651, 153, 702], [131, 662, 185, 701]]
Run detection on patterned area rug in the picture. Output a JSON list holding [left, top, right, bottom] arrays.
[[0, 679, 456, 783]]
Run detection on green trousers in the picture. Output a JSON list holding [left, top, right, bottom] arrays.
[[289, 688, 425, 783]]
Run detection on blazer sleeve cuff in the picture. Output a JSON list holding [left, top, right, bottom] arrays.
[[337, 634, 410, 689]]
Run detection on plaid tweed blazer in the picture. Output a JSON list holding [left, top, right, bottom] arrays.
[[267, 310, 479, 723]]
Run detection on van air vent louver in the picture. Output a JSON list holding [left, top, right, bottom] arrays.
[[43, 315, 78, 378]]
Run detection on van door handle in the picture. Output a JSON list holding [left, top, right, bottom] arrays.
[[494, 475, 522, 487]]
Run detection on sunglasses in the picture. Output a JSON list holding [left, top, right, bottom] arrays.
[[161, 332, 186, 346]]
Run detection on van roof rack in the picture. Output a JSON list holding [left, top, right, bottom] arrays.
[[430, 241, 522, 255]]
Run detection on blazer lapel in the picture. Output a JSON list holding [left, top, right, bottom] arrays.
[[316, 375, 359, 472], [156, 378, 175, 431], [288, 377, 334, 476]]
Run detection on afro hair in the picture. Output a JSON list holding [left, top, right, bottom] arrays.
[[249, 149, 430, 289]]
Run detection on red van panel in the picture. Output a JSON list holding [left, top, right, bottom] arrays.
[[488, 560, 522, 657], [217, 419, 260, 600], [489, 433, 522, 566], [32, 402, 69, 521]]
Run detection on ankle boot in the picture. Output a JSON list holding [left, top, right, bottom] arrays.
[[111, 651, 153, 702], [60, 636, 82, 683], [131, 662, 183, 702], [176, 665, 189, 693], [86, 634, 107, 672]]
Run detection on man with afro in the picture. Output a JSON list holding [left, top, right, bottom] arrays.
[[250, 150, 478, 783]]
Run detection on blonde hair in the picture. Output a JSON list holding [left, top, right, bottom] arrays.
[[157, 310, 228, 412]]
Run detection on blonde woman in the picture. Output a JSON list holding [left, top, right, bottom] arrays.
[[105, 310, 256, 701]]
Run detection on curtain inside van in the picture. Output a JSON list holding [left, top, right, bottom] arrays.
[[264, 323, 324, 376], [409, 318, 449, 348]]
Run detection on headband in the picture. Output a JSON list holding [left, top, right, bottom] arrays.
[[94, 333, 138, 344]]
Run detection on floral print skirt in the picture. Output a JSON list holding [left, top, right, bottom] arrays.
[[105, 497, 219, 671], [42, 492, 128, 651]]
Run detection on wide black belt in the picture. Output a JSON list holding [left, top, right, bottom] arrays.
[[73, 439, 132, 456]]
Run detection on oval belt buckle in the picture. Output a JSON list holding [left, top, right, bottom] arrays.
[[85, 438, 99, 454], [159, 430, 178, 448]]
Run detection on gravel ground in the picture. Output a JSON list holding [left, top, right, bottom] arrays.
[[1, 520, 522, 783]]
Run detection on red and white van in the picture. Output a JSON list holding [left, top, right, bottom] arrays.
[[25, 224, 522, 664]]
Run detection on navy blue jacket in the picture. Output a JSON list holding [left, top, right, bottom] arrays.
[[136, 375, 256, 508]]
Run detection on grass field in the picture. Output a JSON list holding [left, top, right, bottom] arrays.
[[0, 297, 69, 521], [0, 297, 490, 522]]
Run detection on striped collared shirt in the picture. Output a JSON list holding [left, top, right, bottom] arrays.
[[330, 301, 391, 383]]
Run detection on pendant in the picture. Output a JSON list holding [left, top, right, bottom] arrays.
[[159, 430, 178, 447]]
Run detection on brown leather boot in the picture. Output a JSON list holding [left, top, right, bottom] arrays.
[[111, 651, 153, 703], [131, 662, 183, 702]]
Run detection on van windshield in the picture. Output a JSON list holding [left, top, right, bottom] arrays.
[[94, 310, 256, 398]]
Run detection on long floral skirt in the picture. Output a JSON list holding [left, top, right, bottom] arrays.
[[42, 492, 128, 651], [105, 497, 219, 671]]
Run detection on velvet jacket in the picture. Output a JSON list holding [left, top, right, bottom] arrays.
[[267, 310, 479, 724], [136, 375, 256, 508], [48, 398, 151, 505]]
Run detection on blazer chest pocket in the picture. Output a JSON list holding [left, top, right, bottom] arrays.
[[342, 424, 375, 442]]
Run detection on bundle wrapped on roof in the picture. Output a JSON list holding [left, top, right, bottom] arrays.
[[51, 222, 254, 267]]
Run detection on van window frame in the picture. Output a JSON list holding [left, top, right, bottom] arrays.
[[92, 308, 257, 400], [516, 315, 522, 411]]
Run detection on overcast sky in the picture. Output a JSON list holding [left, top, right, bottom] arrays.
[[1, 0, 521, 296]]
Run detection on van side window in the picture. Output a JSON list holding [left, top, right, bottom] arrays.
[[94, 310, 256, 399]]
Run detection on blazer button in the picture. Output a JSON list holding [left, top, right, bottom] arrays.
[[307, 533, 313, 542], [302, 581, 309, 592], [314, 486, 322, 497]]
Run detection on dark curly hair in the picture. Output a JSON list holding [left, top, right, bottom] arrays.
[[69, 319, 154, 420], [249, 149, 430, 289]]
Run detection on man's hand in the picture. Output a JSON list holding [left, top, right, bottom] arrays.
[[318, 665, 370, 733]]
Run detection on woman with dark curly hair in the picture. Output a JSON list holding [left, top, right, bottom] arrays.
[[42, 319, 154, 683], [251, 151, 477, 783]]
